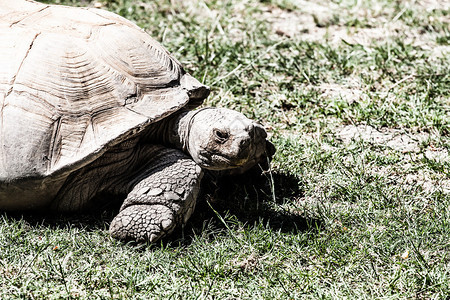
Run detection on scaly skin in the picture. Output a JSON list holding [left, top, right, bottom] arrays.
[[110, 149, 202, 242]]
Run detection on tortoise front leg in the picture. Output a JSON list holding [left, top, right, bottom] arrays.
[[109, 148, 203, 242]]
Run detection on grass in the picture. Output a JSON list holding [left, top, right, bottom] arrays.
[[1, 0, 449, 298]]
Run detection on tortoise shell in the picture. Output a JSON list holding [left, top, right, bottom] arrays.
[[0, 0, 206, 182]]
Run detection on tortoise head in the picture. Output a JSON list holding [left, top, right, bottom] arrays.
[[182, 108, 275, 172]]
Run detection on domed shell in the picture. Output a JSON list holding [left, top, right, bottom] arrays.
[[0, 1, 208, 181]]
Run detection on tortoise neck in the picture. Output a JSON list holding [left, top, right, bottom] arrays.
[[170, 108, 208, 154], [168, 110, 191, 151], [141, 108, 209, 156], [141, 110, 192, 151], [168, 108, 214, 155]]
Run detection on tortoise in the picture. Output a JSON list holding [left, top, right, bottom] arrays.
[[0, 1, 274, 242]]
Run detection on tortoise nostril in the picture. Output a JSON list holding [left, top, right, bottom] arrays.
[[239, 138, 250, 148]]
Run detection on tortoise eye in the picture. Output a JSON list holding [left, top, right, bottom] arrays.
[[214, 129, 229, 142]]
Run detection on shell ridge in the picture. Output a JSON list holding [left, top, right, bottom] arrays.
[[124, 106, 153, 121], [86, 7, 142, 30], [1, 30, 41, 176], [4, 31, 40, 100], [7, 5, 49, 27], [48, 116, 62, 173], [88, 26, 181, 89]]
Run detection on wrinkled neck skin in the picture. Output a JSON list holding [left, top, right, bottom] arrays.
[[167, 110, 196, 152], [141, 109, 198, 154]]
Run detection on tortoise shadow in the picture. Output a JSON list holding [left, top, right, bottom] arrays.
[[164, 169, 323, 247], [1, 206, 119, 233], [2, 170, 322, 248]]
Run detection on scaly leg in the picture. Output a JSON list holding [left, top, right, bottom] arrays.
[[109, 148, 203, 242]]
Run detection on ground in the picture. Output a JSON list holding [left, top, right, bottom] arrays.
[[1, 0, 449, 298]]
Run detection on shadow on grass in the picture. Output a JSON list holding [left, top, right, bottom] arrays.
[[1, 206, 119, 233], [2, 170, 322, 247], [165, 170, 323, 246]]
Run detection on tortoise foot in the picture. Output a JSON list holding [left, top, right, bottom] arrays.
[[109, 148, 203, 242], [110, 204, 176, 242]]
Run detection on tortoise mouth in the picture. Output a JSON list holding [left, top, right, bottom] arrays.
[[197, 151, 246, 170]]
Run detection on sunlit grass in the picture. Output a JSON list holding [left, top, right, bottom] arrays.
[[1, 0, 449, 298]]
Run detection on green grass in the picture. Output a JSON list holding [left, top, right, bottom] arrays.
[[2, 0, 449, 298]]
